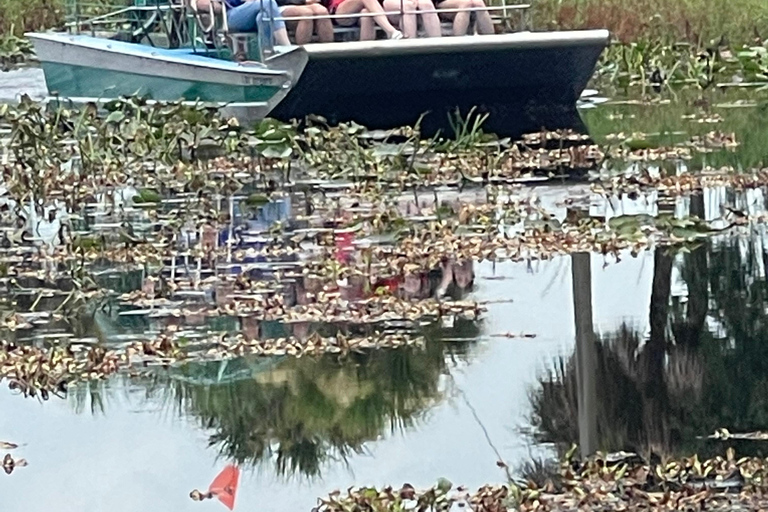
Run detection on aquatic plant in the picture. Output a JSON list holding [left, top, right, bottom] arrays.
[[534, 0, 768, 44], [596, 40, 768, 90], [0, 31, 35, 71], [317, 448, 768, 511], [0, 94, 762, 415], [2, 453, 28, 475], [0, 0, 64, 36]]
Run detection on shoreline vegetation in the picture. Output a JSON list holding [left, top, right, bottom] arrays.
[[1, 0, 767, 42]]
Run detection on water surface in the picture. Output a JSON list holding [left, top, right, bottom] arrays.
[[1, 69, 768, 512]]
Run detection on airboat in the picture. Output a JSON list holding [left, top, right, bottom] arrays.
[[28, 0, 609, 135], [27, 0, 309, 121]]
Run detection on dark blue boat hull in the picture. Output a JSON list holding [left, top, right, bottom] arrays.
[[270, 30, 609, 136]]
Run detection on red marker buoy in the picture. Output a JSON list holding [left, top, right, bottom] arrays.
[[208, 465, 240, 510]]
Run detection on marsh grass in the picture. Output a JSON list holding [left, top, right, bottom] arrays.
[[533, 0, 768, 44], [0, 0, 64, 35], [2, 0, 766, 43]]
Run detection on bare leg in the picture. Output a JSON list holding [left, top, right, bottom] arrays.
[[335, 0, 400, 36], [254, 0, 293, 44], [417, 0, 441, 36], [274, 27, 291, 45], [471, 0, 494, 34], [436, 0, 470, 35], [383, 0, 416, 38], [281, 6, 314, 44], [359, 9, 377, 40], [309, 3, 334, 42]]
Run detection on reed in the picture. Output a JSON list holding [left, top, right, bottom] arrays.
[[2, 0, 767, 44], [0, 0, 65, 36], [533, 0, 768, 44]]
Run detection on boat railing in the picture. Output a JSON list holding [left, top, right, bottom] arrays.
[[252, 1, 529, 54], [259, 0, 532, 48], [65, 0, 189, 47], [242, 0, 529, 59], [274, 3, 531, 29], [63, 0, 533, 60]]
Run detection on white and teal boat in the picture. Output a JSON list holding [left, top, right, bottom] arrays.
[[28, 0, 609, 135], [28, 0, 308, 122]]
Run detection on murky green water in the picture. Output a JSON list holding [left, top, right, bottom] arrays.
[[1, 69, 768, 511]]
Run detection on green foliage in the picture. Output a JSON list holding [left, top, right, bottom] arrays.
[[132, 188, 161, 204], [533, 0, 768, 45], [439, 107, 496, 153], [582, 87, 768, 171], [0, 30, 35, 71], [0, 0, 64, 35], [596, 40, 768, 90]]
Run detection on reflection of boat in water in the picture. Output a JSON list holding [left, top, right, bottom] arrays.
[[161, 357, 285, 385], [28, 0, 608, 135]]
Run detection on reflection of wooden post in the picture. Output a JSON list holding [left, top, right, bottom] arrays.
[[572, 252, 598, 456]]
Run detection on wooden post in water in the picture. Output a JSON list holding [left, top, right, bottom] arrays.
[[571, 252, 598, 456]]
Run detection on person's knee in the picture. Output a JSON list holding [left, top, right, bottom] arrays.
[[470, 0, 485, 7], [310, 3, 328, 14], [358, 9, 373, 25], [416, 0, 435, 10], [401, 0, 418, 10]]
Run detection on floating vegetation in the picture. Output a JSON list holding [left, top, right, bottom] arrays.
[[128, 329, 426, 361], [593, 166, 768, 195], [0, 441, 22, 476], [0, 32, 34, 72], [0, 339, 122, 398], [0, 328, 429, 397], [597, 41, 768, 90], [708, 428, 768, 441], [316, 450, 768, 511], [0, 93, 764, 406], [2, 453, 27, 475], [489, 332, 538, 339]]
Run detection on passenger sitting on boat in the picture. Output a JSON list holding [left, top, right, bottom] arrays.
[[197, 0, 292, 45], [278, 0, 334, 43], [381, 0, 442, 38], [327, 0, 404, 40], [434, 0, 494, 36]]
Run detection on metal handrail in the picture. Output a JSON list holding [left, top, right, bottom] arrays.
[[66, 3, 183, 26]]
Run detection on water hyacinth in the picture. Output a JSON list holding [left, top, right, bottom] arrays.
[[315, 450, 768, 512]]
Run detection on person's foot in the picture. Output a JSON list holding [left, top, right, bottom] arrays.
[[389, 30, 404, 40]]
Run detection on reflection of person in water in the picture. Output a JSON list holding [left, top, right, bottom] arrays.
[[289, 256, 476, 304], [435, 259, 475, 300]]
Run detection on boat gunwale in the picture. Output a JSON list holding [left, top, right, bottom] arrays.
[[25, 32, 294, 78], [299, 29, 610, 58]]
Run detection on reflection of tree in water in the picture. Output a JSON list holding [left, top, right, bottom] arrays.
[[133, 319, 481, 479], [64, 260, 482, 478], [530, 232, 768, 460]]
